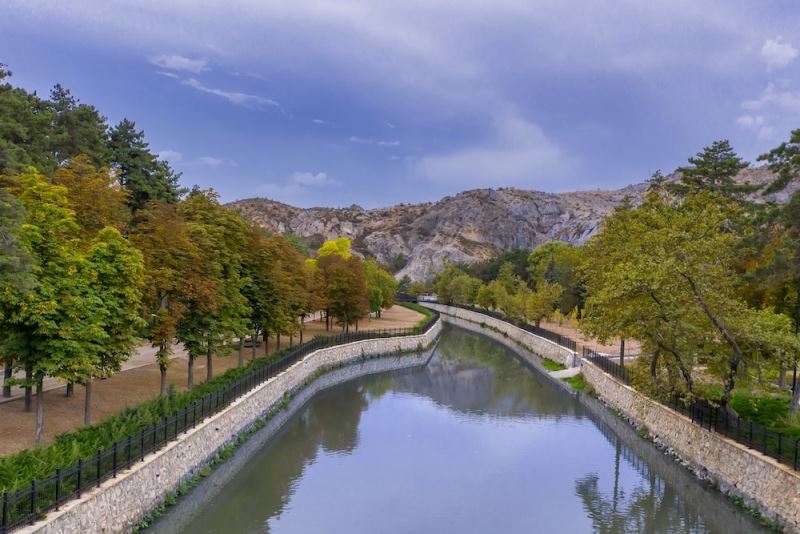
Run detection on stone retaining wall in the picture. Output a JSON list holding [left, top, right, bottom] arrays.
[[581, 361, 800, 533], [21, 319, 441, 534], [423, 303, 577, 368]]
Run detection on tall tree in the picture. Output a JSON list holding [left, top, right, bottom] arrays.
[[131, 203, 198, 393], [108, 119, 184, 211], [671, 140, 752, 198], [318, 255, 369, 332], [48, 84, 110, 167], [0, 169, 97, 443], [81, 228, 145, 425]]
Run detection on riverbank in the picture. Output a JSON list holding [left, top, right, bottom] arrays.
[[423, 303, 800, 533], [13, 315, 441, 534]]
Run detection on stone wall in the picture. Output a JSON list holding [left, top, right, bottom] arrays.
[[423, 303, 578, 368], [21, 320, 441, 534], [581, 361, 800, 533]]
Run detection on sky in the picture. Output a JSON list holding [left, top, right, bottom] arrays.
[[1, 1, 800, 208]]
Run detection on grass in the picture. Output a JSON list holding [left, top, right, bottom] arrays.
[[398, 301, 435, 327], [563, 373, 587, 391], [542, 358, 566, 372]]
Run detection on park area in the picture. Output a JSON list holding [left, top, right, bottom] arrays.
[[0, 306, 423, 455]]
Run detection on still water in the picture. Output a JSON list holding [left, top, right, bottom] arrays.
[[153, 325, 766, 533]]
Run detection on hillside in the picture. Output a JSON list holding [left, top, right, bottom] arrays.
[[229, 167, 793, 280]]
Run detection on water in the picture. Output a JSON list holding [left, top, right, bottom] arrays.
[[152, 325, 767, 533]]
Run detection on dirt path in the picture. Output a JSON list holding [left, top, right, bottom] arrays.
[[0, 305, 423, 456], [537, 319, 642, 355]]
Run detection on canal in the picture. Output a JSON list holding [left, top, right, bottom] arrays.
[[151, 324, 767, 533]]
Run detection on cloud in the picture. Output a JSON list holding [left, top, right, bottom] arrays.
[[157, 150, 183, 163], [181, 78, 280, 108], [738, 82, 800, 141], [383, 121, 397, 129], [289, 171, 341, 187], [414, 113, 573, 189], [197, 156, 225, 166], [761, 37, 798, 70], [149, 54, 209, 73], [349, 136, 400, 147], [311, 118, 332, 124], [155, 70, 180, 79]]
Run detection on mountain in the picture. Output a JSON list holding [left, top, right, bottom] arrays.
[[229, 167, 793, 280]]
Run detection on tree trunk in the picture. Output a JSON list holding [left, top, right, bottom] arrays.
[[238, 338, 244, 367], [277, 333, 281, 352], [66, 382, 74, 397], [187, 356, 195, 388], [779, 363, 787, 389], [84, 380, 92, 426], [650, 348, 660, 380], [2, 361, 11, 398], [252, 328, 258, 360], [791, 378, 800, 414], [24, 366, 32, 412], [206, 344, 213, 382], [300, 329, 303, 343], [160, 363, 168, 395], [35, 381, 44, 446], [289, 335, 293, 348], [619, 339, 625, 368]]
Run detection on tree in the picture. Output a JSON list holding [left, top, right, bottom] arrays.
[[318, 254, 369, 331], [0, 189, 32, 397], [758, 128, 800, 194], [0, 65, 56, 174], [53, 156, 129, 238], [176, 189, 250, 385], [109, 119, 184, 211], [364, 259, 397, 318], [318, 237, 353, 260], [0, 169, 97, 443], [476, 283, 495, 309], [671, 140, 753, 198], [82, 228, 145, 424], [528, 242, 584, 314], [581, 191, 798, 408], [131, 202, 198, 393], [48, 84, 110, 167]]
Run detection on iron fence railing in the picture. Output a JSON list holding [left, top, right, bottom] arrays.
[[0, 311, 439, 533]]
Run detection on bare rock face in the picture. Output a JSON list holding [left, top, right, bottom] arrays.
[[229, 168, 794, 280]]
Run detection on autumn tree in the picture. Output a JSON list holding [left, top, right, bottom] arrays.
[[53, 155, 129, 238], [131, 203, 199, 393], [318, 254, 369, 332]]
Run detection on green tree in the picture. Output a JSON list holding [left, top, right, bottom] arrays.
[[365, 258, 397, 318], [671, 140, 752, 198], [0, 169, 97, 443], [318, 254, 369, 331], [581, 191, 798, 408], [109, 119, 184, 211], [528, 242, 584, 314], [81, 228, 145, 424], [48, 84, 110, 167]]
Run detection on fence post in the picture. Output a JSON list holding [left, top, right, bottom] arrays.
[[778, 433, 783, 460], [795, 439, 799, 470], [55, 467, 61, 509], [127, 435, 132, 467], [30, 479, 35, 518], [2, 490, 7, 533], [95, 450, 101, 487], [113, 441, 118, 478], [140, 429, 145, 461], [77, 459, 83, 497]]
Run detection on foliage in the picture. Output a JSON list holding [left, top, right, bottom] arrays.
[[670, 139, 754, 198], [527, 241, 585, 315]]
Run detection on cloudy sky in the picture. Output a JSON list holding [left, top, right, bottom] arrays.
[[2, 1, 799, 207]]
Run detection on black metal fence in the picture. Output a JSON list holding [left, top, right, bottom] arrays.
[[667, 396, 800, 471], [0, 311, 439, 533], [583, 347, 631, 383]]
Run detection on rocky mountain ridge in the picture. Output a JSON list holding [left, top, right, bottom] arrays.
[[229, 167, 793, 280]]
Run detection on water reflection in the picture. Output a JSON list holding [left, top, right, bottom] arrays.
[[152, 325, 766, 534]]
